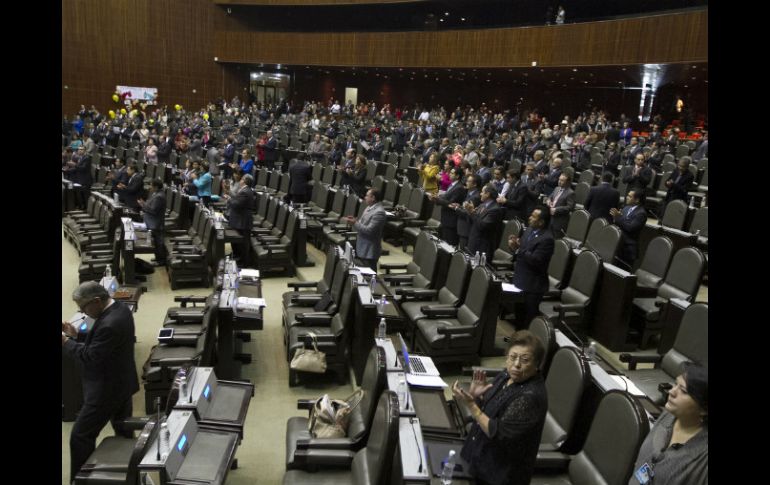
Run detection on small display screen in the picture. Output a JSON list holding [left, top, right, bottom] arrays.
[[203, 384, 211, 400], [177, 434, 187, 452], [80, 323, 88, 331], [158, 328, 173, 338]]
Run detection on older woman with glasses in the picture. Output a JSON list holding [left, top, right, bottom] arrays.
[[629, 362, 708, 484], [452, 330, 548, 485]]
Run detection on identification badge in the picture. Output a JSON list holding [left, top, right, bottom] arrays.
[[634, 462, 653, 484]]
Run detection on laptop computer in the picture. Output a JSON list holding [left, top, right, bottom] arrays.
[[398, 333, 440, 376]]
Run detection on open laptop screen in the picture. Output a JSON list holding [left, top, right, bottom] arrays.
[[397, 332, 411, 374]]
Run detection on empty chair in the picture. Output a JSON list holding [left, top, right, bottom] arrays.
[[544, 239, 573, 299], [413, 266, 493, 364], [529, 316, 558, 376], [675, 143, 690, 159], [399, 252, 472, 323], [573, 181, 591, 209], [537, 347, 590, 462], [584, 224, 622, 265], [530, 391, 650, 485], [660, 199, 688, 230], [631, 247, 706, 349], [285, 346, 387, 471], [282, 391, 400, 485], [634, 235, 674, 298], [689, 206, 708, 249], [561, 210, 590, 249], [539, 250, 602, 333], [620, 302, 708, 404], [490, 219, 524, 271]]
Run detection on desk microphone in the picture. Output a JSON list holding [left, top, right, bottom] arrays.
[[155, 397, 162, 461], [187, 368, 196, 404], [408, 417, 423, 474], [559, 320, 587, 357]]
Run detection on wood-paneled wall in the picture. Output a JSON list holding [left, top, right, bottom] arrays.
[[215, 10, 707, 67], [62, 0, 248, 116], [214, 0, 422, 4]]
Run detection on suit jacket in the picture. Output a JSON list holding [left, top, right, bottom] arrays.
[[623, 166, 653, 196], [665, 170, 694, 203], [584, 183, 619, 222], [288, 160, 312, 196], [542, 168, 562, 195], [354, 202, 387, 260], [614, 204, 647, 264], [512, 227, 555, 294], [263, 137, 278, 162], [206, 147, 221, 176], [548, 187, 575, 237], [434, 181, 467, 229], [467, 200, 504, 257], [502, 180, 530, 221], [71, 154, 93, 187], [142, 190, 166, 231], [457, 188, 482, 238], [119, 172, 143, 209], [226, 185, 255, 231], [62, 301, 139, 406]]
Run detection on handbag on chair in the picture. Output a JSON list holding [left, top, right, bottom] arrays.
[[308, 388, 366, 438], [290, 332, 327, 374]]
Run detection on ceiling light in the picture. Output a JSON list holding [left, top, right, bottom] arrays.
[[461, 17, 466, 21], [445, 12, 449, 16]]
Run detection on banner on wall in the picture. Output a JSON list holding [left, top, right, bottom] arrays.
[[116, 85, 158, 105]]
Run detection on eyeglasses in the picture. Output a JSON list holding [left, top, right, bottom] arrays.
[[506, 353, 533, 365]]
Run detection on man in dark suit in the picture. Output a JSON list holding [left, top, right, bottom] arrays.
[[106, 158, 129, 196], [466, 184, 504, 258], [610, 189, 647, 269], [62, 282, 139, 483], [261, 130, 278, 170], [346, 188, 388, 271], [429, 166, 467, 245], [541, 157, 563, 196], [226, 174, 256, 266], [508, 206, 555, 329], [65, 146, 93, 209], [497, 169, 529, 222], [393, 123, 406, 153], [116, 163, 143, 210], [452, 174, 482, 250], [547, 174, 575, 238], [157, 129, 173, 164], [139, 179, 167, 266], [622, 153, 653, 199], [664, 156, 694, 205], [287, 158, 312, 203], [584, 172, 620, 222]]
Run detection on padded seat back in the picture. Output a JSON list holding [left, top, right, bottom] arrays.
[[541, 347, 590, 448], [383, 179, 400, 205], [563, 210, 590, 246], [584, 218, 608, 246], [661, 199, 688, 230], [396, 183, 413, 207], [405, 187, 425, 218], [494, 219, 523, 259], [573, 181, 591, 207], [547, 239, 572, 289], [661, 302, 708, 376], [330, 189, 346, 216], [529, 316, 557, 374], [635, 236, 673, 289], [458, 267, 491, 325], [347, 347, 387, 440], [350, 392, 399, 485], [371, 175, 385, 193], [586, 225, 621, 263], [577, 169, 595, 186], [566, 250, 602, 302], [689, 206, 708, 237], [438, 253, 472, 306], [342, 193, 360, 218], [321, 165, 336, 186], [658, 247, 705, 301], [567, 391, 649, 485]]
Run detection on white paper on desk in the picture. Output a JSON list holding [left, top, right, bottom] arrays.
[[501, 282, 522, 293], [239, 269, 260, 278], [355, 266, 377, 275], [610, 375, 647, 396], [406, 374, 448, 388], [132, 222, 147, 231], [386, 211, 396, 217]]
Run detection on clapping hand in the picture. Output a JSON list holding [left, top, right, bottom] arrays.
[[468, 369, 492, 398], [508, 234, 520, 251]]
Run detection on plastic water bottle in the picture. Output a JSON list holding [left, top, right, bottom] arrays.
[[370, 276, 377, 300], [113, 192, 119, 204], [474, 251, 480, 268], [440, 449, 457, 484], [480, 252, 486, 267], [397, 377, 407, 409], [585, 341, 597, 361], [689, 196, 695, 209], [147, 229, 152, 243], [378, 317, 387, 340], [105, 264, 112, 279], [159, 422, 171, 460], [179, 374, 188, 401]]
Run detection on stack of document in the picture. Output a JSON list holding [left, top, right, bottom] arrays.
[[239, 269, 260, 279], [236, 297, 266, 312]]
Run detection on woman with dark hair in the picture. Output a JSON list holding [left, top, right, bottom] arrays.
[[629, 362, 708, 484], [452, 330, 548, 485]]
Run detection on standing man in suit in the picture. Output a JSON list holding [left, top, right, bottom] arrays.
[[206, 144, 221, 176], [664, 156, 694, 205], [157, 129, 172, 164], [610, 189, 647, 269], [584, 172, 620, 222], [508, 206, 555, 329], [429, 166, 467, 245], [465, 184, 504, 258], [62, 282, 139, 484], [287, 158, 312, 203], [138, 178, 167, 266], [116, 163, 143, 210], [64, 146, 93, 209], [226, 174, 256, 266], [345, 188, 387, 271], [547, 174, 575, 238], [498, 169, 529, 222], [261, 130, 278, 170], [622, 153, 653, 200], [451, 174, 482, 249]]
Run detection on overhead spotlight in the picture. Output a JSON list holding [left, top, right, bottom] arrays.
[[460, 17, 466, 21], [445, 12, 449, 16]]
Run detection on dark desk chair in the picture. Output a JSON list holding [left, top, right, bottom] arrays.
[[399, 252, 472, 324], [282, 245, 339, 309], [631, 247, 705, 349], [562, 210, 590, 249], [539, 250, 602, 335], [490, 219, 524, 273], [620, 302, 708, 404], [285, 347, 387, 471], [544, 239, 574, 300], [633, 235, 674, 298], [282, 391, 400, 485], [530, 391, 649, 485], [74, 418, 158, 485], [660, 199, 688, 231]]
